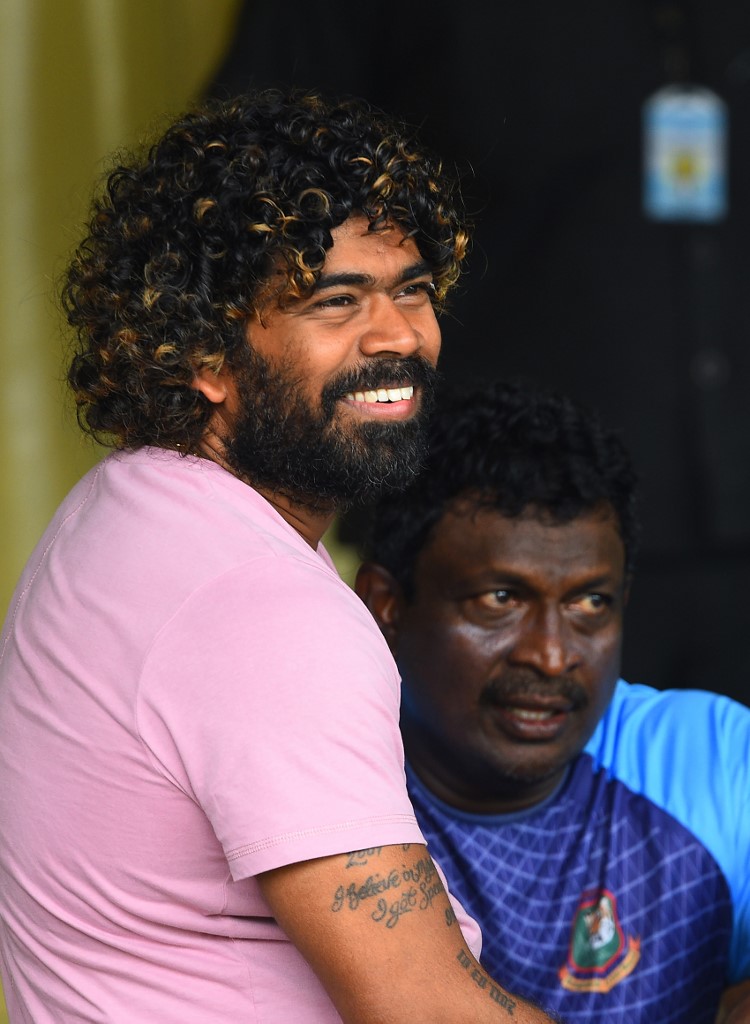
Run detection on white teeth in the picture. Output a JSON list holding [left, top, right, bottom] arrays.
[[510, 707, 555, 721], [345, 385, 415, 403]]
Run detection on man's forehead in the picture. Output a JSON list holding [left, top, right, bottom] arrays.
[[329, 212, 410, 242], [322, 215, 419, 267], [447, 495, 621, 532], [421, 497, 626, 573]]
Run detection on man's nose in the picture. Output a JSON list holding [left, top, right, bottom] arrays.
[[507, 608, 581, 678], [358, 295, 423, 358]]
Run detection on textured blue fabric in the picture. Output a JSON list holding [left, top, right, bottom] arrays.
[[408, 680, 750, 1022]]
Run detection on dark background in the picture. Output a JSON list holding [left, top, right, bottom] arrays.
[[209, 1, 750, 705]]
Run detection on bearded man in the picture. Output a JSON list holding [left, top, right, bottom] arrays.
[[0, 90, 558, 1024]]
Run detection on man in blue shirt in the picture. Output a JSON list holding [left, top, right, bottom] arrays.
[[355, 379, 750, 1023]]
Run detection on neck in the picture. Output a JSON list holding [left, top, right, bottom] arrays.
[[197, 432, 336, 549], [410, 760, 567, 816], [254, 485, 337, 549], [403, 731, 567, 816]]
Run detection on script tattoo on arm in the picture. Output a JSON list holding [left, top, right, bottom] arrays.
[[457, 948, 518, 1017], [344, 845, 412, 869], [331, 846, 445, 929]]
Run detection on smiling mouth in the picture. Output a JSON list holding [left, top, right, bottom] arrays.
[[344, 385, 414, 404], [506, 707, 561, 722]]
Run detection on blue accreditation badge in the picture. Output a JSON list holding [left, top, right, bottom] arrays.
[[642, 85, 728, 222]]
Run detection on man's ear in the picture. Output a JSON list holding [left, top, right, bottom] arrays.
[[354, 562, 405, 653], [191, 366, 229, 405]]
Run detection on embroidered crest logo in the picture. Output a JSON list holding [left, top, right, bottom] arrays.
[[559, 888, 640, 993]]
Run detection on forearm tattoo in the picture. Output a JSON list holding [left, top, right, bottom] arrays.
[[332, 845, 446, 929], [331, 849, 530, 1018], [457, 948, 517, 1016]]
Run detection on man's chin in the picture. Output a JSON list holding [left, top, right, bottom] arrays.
[[229, 418, 428, 509], [224, 349, 436, 507]]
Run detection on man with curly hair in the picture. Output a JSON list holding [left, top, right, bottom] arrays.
[[356, 379, 750, 1024], [0, 91, 556, 1023]]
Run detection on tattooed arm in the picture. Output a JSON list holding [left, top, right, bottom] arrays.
[[258, 843, 558, 1023]]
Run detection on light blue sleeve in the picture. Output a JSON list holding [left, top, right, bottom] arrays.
[[585, 679, 750, 983]]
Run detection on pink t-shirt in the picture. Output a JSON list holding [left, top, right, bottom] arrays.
[[0, 449, 480, 1022]]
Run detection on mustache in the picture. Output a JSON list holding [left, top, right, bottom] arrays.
[[480, 670, 588, 709], [323, 356, 440, 403]]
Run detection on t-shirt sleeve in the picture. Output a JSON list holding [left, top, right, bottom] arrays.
[[589, 682, 750, 983], [137, 554, 424, 879], [721, 697, 750, 982]]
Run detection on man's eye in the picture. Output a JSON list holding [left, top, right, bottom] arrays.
[[315, 294, 353, 308], [474, 589, 514, 611], [576, 593, 611, 614], [398, 281, 436, 300]]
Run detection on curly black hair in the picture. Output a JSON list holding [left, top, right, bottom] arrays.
[[362, 379, 641, 596], [63, 89, 469, 450]]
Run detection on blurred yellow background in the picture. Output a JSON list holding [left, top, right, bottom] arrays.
[[0, 1, 244, 1018], [0, 0, 244, 620]]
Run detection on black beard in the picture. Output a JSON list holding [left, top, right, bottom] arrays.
[[223, 346, 439, 509]]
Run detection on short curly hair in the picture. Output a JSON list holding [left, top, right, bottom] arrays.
[[362, 379, 641, 596], [63, 88, 470, 450]]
